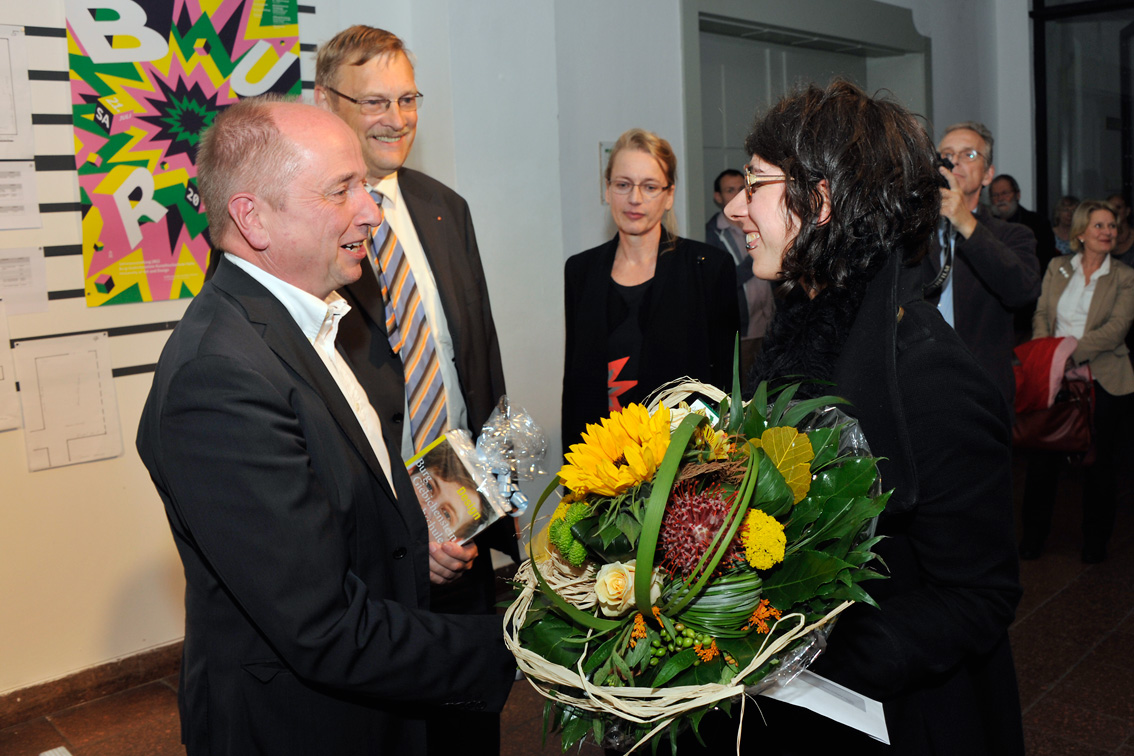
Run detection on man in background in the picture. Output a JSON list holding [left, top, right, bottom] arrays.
[[991, 174, 1057, 274], [137, 97, 515, 756], [990, 173, 1057, 339], [315, 25, 514, 755], [704, 168, 774, 373], [901, 122, 1040, 408]]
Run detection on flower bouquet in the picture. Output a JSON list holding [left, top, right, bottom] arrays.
[[504, 376, 889, 753]]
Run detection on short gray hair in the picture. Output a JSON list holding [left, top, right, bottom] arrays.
[[196, 94, 300, 250], [943, 120, 994, 166]]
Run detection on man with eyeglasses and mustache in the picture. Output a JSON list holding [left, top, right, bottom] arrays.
[[315, 25, 514, 756], [901, 121, 1040, 409]]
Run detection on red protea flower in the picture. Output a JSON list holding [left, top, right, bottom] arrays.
[[658, 483, 746, 578]]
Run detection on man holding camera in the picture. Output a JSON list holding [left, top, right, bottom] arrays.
[[903, 121, 1040, 408]]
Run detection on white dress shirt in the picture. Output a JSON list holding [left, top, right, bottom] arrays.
[[368, 173, 469, 459], [226, 253, 396, 491], [1055, 252, 1110, 340]]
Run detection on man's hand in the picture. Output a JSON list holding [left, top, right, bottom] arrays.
[[939, 167, 978, 239], [428, 540, 478, 585]]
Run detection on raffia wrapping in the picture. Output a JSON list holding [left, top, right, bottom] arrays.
[[504, 377, 855, 753], [504, 558, 850, 753]]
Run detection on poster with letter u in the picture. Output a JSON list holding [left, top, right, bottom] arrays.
[[65, 0, 301, 306]]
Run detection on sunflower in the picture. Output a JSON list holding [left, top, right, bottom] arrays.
[[559, 403, 671, 496]]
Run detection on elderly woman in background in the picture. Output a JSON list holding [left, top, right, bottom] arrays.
[[561, 128, 738, 450], [1020, 199, 1134, 563], [679, 80, 1024, 756], [1052, 194, 1080, 256]]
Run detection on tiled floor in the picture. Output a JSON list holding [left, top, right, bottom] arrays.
[[2, 453, 1131, 756]]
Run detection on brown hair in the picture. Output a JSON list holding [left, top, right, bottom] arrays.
[[315, 25, 410, 90], [742, 80, 940, 293]]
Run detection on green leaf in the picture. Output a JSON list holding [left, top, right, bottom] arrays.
[[833, 580, 878, 608], [669, 657, 731, 686], [729, 334, 744, 434], [626, 632, 653, 669], [809, 457, 879, 501], [520, 615, 586, 668], [767, 383, 801, 426], [753, 451, 794, 518], [780, 394, 848, 428], [611, 650, 633, 681], [636, 414, 706, 611], [807, 427, 840, 470], [650, 647, 698, 686], [743, 381, 770, 438], [784, 495, 822, 542], [617, 509, 642, 545], [582, 633, 621, 675], [559, 711, 591, 750], [762, 549, 854, 608]]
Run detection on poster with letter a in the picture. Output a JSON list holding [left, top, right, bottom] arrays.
[[65, 0, 300, 306]]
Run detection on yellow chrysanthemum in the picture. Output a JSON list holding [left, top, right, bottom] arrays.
[[559, 404, 671, 496], [742, 509, 786, 570]]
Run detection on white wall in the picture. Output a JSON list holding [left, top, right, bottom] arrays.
[[0, 0, 189, 695], [555, 0, 687, 257], [882, 0, 1037, 208], [1, 0, 1036, 696]]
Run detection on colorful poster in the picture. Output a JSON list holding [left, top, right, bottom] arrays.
[[65, 0, 300, 307]]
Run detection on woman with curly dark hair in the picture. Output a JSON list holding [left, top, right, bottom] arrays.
[[699, 81, 1024, 754]]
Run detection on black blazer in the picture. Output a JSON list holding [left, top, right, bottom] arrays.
[[136, 257, 515, 756], [816, 256, 1024, 754], [562, 233, 739, 449], [900, 205, 1040, 405], [338, 168, 517, 613]]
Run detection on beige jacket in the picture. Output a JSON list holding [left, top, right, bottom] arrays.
[[1033, 254, 1134, 395]]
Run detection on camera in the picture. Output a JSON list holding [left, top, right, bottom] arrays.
[[936, 154, 954, 188]]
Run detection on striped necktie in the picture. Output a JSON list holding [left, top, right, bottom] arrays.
[[369, 190, 448, 451]]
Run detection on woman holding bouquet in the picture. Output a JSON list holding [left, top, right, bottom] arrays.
[[709, 81, 1024, 754], [561, 129, 738, 451]]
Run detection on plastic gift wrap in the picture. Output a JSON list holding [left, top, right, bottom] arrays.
[[476, 396, 549, 516], [505, 378, 887, 754]]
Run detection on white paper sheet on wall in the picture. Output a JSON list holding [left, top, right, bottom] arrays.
[[0, 299, 19, 431], [0, 246, 47, 314], [0, 162, 42, 231], [0, 25, 35, 160], [12, 332, 122, 471]]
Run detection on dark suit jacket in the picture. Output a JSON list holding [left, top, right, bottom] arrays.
[[816, 257, 1023, 754], [337, 167, 515, 615], [136, 257, 515, 756], [1005, 203, 1058, 274], [561, 233, 739, 450], [899, 205, 1040, 405]]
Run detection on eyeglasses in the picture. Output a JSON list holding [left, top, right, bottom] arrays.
[[939, 148, 986, 165], [743, 164, 789, 202], [324, 86, 423, 115], [608, 179, 672, 199]]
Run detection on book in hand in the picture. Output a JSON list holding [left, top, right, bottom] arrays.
[[406, 430, 509, 545]]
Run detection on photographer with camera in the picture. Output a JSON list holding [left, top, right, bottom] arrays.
[[901, 121, 1040, 408]]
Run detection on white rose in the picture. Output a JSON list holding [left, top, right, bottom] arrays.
[[594, 560, 661, 617]]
